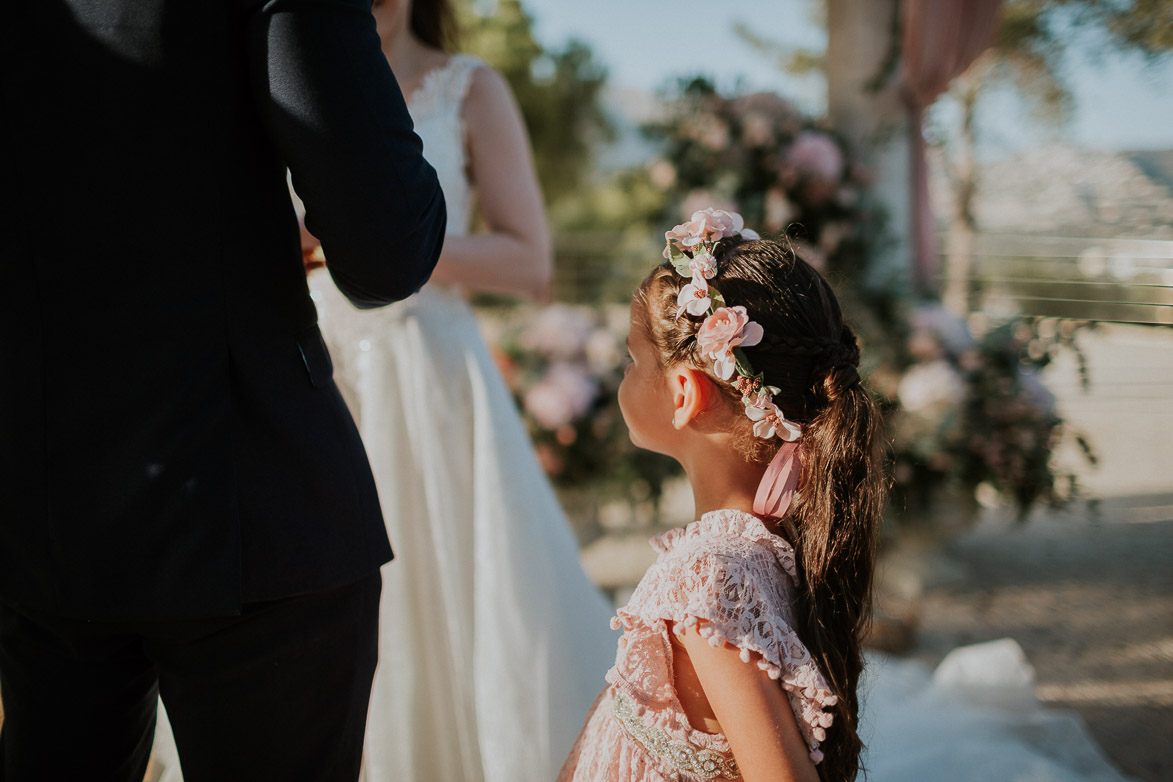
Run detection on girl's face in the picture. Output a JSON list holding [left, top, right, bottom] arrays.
[[618, 298, 677, 455]]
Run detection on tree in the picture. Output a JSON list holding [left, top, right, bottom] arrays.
[[456, 0, 612, 209]]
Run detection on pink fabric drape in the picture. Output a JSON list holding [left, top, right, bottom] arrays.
[[901, 0, 1002, 295]]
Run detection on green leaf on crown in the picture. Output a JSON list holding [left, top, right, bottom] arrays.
[[708, 288, 727, 309], [666, 244, 692, 276], [731, 348, 756, 378]]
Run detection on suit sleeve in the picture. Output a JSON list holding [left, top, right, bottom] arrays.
[[245, 0, 446, 308]]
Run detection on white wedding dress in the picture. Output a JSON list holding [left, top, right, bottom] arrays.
[[309, 55, 616, 782], [859, 639, 1133, 782]]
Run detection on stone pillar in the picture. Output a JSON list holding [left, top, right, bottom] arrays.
[[825, 0, 911, 294]]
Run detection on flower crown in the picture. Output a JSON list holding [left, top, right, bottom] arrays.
[[663, 209, 801, 443]]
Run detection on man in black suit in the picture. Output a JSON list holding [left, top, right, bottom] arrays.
[[0, 1, 445, 779]]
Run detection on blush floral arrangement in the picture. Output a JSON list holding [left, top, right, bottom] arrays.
[[642, 78, 1091, 522], [873, 305, 1095, 519], [484, 303, 680, 511], [642, 78, 882, 282]]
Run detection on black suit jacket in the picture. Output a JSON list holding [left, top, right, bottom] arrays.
[[0, 0, 446, 619]]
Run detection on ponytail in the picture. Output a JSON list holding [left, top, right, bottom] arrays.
[[788, 347, 884, 782]]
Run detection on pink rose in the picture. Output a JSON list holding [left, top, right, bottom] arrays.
[[665, 209, 750, 254], [665, 217, 707, 252], [696, 306, 763, 379], [691, 208, 744, 241], [786, 131, 845, 182], [680, 192, 738, 224], [523, 363, 598, 430], [520, 304, 594, 359]]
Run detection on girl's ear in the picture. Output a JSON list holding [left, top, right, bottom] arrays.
[[669, 367, 718, 429]]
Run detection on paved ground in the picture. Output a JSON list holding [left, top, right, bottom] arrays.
[[902, 325, 1173, 781], [899, 497, 1173, 782]]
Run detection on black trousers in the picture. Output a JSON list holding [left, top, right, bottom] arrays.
[[0, 572, 381, 782]]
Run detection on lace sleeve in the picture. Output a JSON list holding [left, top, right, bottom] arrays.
[[626, 549, 839, 764]]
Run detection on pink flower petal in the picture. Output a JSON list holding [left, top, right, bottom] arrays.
[[740, 321, 764, 347]]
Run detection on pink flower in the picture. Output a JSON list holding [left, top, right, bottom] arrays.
[[693, 208, 744, 241], [523, 363, 598, 430], [676, 277, 711, 319], [665, 218, 707, 252], [520, 304, 595, 360], [648, 159, 677, 189], [665, 209, 749, 255], [745, 389, 774, 410], [696, 306, 763, 379], [786, 131, 845, 182], [680, 192, 738, 225], [745, 401, 802, 441], [688, 251, 717, 280]]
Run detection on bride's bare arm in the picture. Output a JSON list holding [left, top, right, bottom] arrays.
[[425, 66, 552, 300]]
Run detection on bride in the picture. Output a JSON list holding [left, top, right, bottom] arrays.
[[306, 2, 618, 780]]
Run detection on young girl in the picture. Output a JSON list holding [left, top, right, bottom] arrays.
[[559, 210, 884, 782]]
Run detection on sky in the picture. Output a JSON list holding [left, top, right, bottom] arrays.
[[517, 0, 1173, 152]]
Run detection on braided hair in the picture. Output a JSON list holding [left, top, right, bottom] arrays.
[[635, 237, 885, 782]]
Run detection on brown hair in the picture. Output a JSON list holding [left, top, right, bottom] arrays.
[[636, 237, 885, 781], [410, 0, 459, 52]]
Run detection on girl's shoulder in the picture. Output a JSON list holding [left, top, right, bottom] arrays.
[[616, 509, 799, 631], [649, 508, 798, 583], [618, 511, 839, 758]]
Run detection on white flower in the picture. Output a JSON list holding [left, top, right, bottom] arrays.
[[675, 277, 711, 319], [745, 401, 802, 441], [897, 360, 964, 413], [688, 251, 718, 280]]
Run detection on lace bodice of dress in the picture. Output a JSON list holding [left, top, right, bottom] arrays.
[[606, 509, 839, 765], [408, 53, 481, 238], [306, 55, 482, 333]]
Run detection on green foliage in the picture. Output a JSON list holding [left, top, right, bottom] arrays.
[[882, 309, 1096, 518], [984, 1, 1074, 123], [1038, 0, 1173, 59], [486, 302, 683, 502], [641, 78, 883, 283], [956, 0, 1173, 124], [731, 20, 825, 77], [456, 0, 612, 207]]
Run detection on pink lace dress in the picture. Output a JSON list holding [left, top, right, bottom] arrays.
[[558, 509, 838, 781]]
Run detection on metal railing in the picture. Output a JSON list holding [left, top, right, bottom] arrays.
[[951, 233, 1173, 326]]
